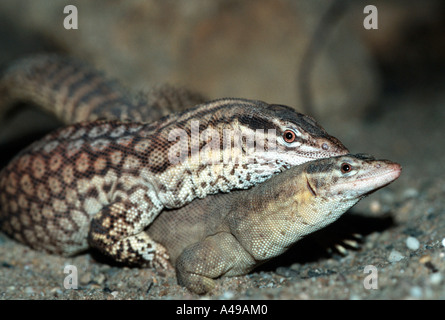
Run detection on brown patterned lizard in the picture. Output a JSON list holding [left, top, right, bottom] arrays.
[[0, 94, 348, 267], [0, 54, 207, 124], [148, 154, 402, 294]]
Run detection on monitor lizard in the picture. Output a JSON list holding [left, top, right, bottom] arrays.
[[0, 54, 207, 124], [0, 95, 348, 268]]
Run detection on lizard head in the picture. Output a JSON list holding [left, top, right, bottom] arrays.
[[228, 154, 401, 262], [298, 153, 402, 227], [233, 101, 349, 169], [157, 98, 350, 194]]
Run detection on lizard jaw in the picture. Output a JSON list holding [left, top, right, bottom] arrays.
[[331, 162, 402, 199]]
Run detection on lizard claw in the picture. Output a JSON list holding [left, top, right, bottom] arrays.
[[152, 243, 172, 270]]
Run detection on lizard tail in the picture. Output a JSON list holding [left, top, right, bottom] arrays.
[[0, 54, 134, 124], [0, 54, 209, 125]]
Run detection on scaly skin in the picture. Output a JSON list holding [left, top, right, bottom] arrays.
[[148, 154, 402, 294], [0, 54, 207, 124], [0, 98, 348, 267]]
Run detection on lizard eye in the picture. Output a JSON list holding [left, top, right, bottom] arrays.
[[341, 163, 352, 174], [283, 130, 297, 143]]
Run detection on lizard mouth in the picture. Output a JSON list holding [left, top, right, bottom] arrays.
[[306, 177, 317, 196], [284, 149, 348, 164], [361, 164, 402, 195], [333, 163, 402, 197], [291, 141, 350, 161]]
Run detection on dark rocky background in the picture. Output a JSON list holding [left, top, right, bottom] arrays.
[[0, 0, 444, 300]]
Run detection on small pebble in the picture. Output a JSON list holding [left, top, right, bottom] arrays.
[[429, 273, 442, 286], [94, 273, 106, 284], [369, 200, 381, 213], [80, 272, 92, 284], [442, 238, 445, 248], [221, 291, 234, 299], [419, 255, 431, 264], [50, 287, 63, 295], [402, 188, 419, 199], [406, 237, 420, 251], [275, 267, 299, 278], [25, 287, 35, 295], [409, 286, 423, 299], [388, 250, 404, 262]]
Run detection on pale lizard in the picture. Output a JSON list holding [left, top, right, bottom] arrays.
[[0, 93, 348, 267], [148, 154, 402, 294]]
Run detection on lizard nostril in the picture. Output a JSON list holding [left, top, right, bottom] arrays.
[[322, 143, 329, 151]]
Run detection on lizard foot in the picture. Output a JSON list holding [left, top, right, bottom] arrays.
[[152, 242, 172, 270], [176, 271, 216, 295]]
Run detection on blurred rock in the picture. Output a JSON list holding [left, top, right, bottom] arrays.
[[0, 0, 380, 128]]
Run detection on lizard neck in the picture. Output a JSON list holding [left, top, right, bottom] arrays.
[[142, 99, 290, 206], [138, 97, 348, 207]]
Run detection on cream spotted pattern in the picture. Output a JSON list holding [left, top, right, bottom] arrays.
[[0, 55, 350, 268], [0, 95, 349, 267]]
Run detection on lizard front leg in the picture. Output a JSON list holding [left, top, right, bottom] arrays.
[[87, 185, 170, 269], [175, 232, 255, 294]]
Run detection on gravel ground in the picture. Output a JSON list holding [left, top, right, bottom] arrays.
[[0, 1, 445, 301]]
